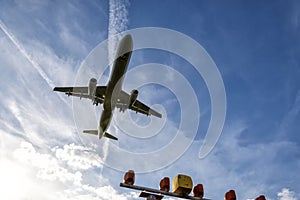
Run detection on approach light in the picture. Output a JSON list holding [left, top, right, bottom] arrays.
[[124, 170, 135, 185], [193, 184, 204, 198], [159, 177, 170, 192], [225, 190, 236, 200], [255, 195, 266, 200]]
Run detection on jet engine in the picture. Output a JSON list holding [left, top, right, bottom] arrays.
[[129, 89, 138, 107], [88, 78, 97, 97]]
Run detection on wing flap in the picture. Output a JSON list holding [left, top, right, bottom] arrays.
[[118, 90, 162, 118], [53, 86, 88, 93], [53, 86, 107, 104], [132, 100, 162, 118]]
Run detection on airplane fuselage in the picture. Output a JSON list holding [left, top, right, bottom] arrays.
[[53, 34, 162, 140], [98, 34, 133, 139]]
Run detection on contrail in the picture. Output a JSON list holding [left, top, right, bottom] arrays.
[[99, 0, 129, 172], [0, 19, 55, 88], [108, 0, 129, 65], [0, 19, 69, 105]]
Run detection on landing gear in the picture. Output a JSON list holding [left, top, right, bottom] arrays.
[[93, 100, 99, 106], [119, 104, 127, 112]]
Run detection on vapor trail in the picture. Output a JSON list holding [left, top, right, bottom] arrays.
[[0, 19, 55, 88], [99, 0, 129, 171], [0, 19, 69, 105], [108, 0, 129, 65]]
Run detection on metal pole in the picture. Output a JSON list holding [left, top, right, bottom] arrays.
[[120, 183, 210, 200]]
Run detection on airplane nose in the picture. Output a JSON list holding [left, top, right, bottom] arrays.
[[117, 34, 133, 57], [122, 34, 133, 48]]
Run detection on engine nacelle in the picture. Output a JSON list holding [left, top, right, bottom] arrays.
[[129, 89, 138, 107], [88, 78, 97, 97]]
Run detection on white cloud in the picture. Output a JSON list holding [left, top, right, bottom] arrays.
[[278, 188, 297, 200], [0, 26, 79, 145], [0, 15, 134, 197], [58, 24, 89, 58], [11, 141, 138, 200], [0, 160, 30, 200], [14, 0, 49, 12], [0, 19, 55, 88], [14, 142, 83, 184], [54, 143, 102, 170], [278, 90, 300, 136]]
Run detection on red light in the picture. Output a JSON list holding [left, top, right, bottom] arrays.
[[255, 195, 266, 200], [159, 177, 170, 192], [124, 170, 135, 185], [193, 184, 204, 198], [225, 190, 236, 200]]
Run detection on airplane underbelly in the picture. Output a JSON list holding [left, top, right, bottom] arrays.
[[104, 80, 123, 111], [99, 108, 113, 135]]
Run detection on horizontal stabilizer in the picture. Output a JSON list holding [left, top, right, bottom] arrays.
[[83, 130, 118, 140], [104, 132, 118, 140], [83, 130, 98, 135]]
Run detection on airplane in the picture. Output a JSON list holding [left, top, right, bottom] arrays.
[[53, 34, 162, 141]]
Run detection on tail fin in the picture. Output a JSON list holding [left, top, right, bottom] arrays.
[[104, 132, 118, 140]]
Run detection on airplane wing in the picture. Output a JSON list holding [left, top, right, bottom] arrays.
[[130, 100, 162, 118], [117, 90, 162, 118], [53, 86, 106, 105]]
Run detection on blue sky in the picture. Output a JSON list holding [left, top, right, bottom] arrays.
[[0, 0, 299, 200]]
